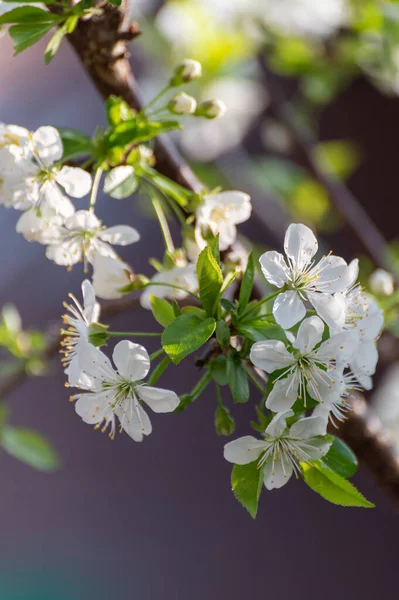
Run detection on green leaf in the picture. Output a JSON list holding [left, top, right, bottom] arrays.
[[0, 6, 59, 24], [196, 245, 223, 317], [215, 403, 235, 436], [237, 321, 288, 343], [231, 461, 263, 519], [162, 314, 216, 364], [44, 24, 66, 64], [227, 354, 249, 403], [150, 296, 175, 328], [209, 355, 228, 386], [9, 21, 55, 54], [106, 119, 181, 148], [103, 166, 138, 199], [322, 437, 358, 478], [58, 127, 93, 161], [238, 251, 255, 313], [302, 463, 374, 508], [105, 96, 136, 127], [215, 320, 230, 348], [1, 426, 60, 472]]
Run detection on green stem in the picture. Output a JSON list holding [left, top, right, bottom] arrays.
[[147, 355, 171, 386], [144, 281, 200, 301], [142, 84, 171, 114], [149, 348, 165, 361], [108, 331, 162, 338], [186, 370, 213, 402], [151, 193, 175, 254], [239, 291, 280, 320], [89, 166, 103, 212], [245, 365, 267, 396], [215, 383, 223, 407]]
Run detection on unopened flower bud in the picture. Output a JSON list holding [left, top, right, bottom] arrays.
[[174, 59, 202, 83], [197, 99, 227, 119], [169, 92, 197, 115], [369, 269, 394, 296]]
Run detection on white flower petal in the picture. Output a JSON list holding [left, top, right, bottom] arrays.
[[32, 126, 63, 167], [100, 225, 140, 246], [77, 343, 116, 388], [40, 181, 75, 218], [65, 209, 100, 231], [315, 330, 358, 365], [309, 255, 351, 294], [250, 340, 295, 373], [289, 416, 327, 439], [115, 399, 152, 442], [112, 340, 150, 382], [92, 255, 132, 300], [56, 166, 92, 198], [265, 409, 293, 437], [223, 436, 266, 465], [263, 454, 293, 490], [294, 316, 324, 355], [75, 390, 115, 425], [81, 279, 100, 323], [284, 223, 318, 270], [46, 240, 82, 266], [136, 385, 180, 413], [273, 290, 306, 329], [308, 292, 346, 330], [259, 251, 290, 288], [266, 372, 298, 412], [351, 340, 378, 376]]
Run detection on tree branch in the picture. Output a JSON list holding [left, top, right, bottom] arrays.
[[42, 3, 399, 505]]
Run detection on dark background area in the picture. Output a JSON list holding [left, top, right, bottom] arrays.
[[0, 32, 398, 600]]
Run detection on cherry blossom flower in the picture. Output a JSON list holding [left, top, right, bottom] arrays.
[[195, 190, 251, 252], [92, 254, 133, 300], [312, 368, 363, 428], [16, 204, 64, 244], [224, 410, 331, 490], [250, 316, 358, 412], [45, 210, 140, 269], [70, 341, 179, 441], [259, 223, 352, 330], [0, 125, 91, 216], [61, 280, 100, 386], [140, 263, 198, 309], [369, 269, 394, 297]]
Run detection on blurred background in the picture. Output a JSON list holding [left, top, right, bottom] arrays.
[[1, 0, 399, 598]]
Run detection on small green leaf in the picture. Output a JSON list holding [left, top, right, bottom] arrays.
[[44, 24, 66, 64], [0, 6, 59, 24], [162, 314, 216, 364], [105, 96, 136, 127], [150, 296, 175, 327], [237, 321, 288, 343], [238, 251, 255, 313], [209, 355, 228, 386], [215, 320, 230, 348], [322, 437, 358, 478], [215, 403, 235, 436], [231, 461, 263, 519], [227, 354, 249, 403], [9, 21, 55, 54], [58, 127, 93, 161], [1, 426, 60, 472], [196, 244, 223, 317], [106, 119, 181, 148], [302, 462, 374, 508], [103, 166, 138, 199]]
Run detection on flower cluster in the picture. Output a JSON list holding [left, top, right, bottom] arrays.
[[224, 223, 383, 491]]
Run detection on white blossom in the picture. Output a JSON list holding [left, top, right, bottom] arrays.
[[70, 341, 179, 441], [198, 99, 227, 119], [0, 125, 91, 216], [169, 92, 197, 115], [195, 190, 251, 252], [175, 58, 202, 82], [16, 204, 64, 244], [61, 280, 100, 386], [250, 316, 358, 412], [92, 254, 133, 300], [369, 269, 394, 297], [45, 210, 140, 269], [140, 263, 198, 309], [224, 410, 331, 490], [259, 223, 352, 330]]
